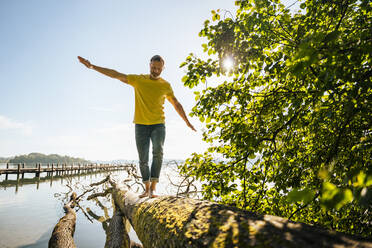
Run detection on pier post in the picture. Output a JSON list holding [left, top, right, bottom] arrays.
[[37, 175, 40, 189], [36, 163, 41, 178], [21, 163, 25, 179], [16, 172, 20, 193], [5, 163, 9, 180], [50, 171, 54, 187]]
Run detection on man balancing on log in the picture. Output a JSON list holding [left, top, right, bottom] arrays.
[[78, 55, 196, 198]]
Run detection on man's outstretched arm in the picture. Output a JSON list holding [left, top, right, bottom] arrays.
[[77, 56, 128, 84], [167, 96, 196, 131]]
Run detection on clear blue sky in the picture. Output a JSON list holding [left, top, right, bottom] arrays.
[[0, 1, 237, 160]]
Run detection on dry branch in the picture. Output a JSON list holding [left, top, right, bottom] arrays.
[[87, 188, 112, 200]]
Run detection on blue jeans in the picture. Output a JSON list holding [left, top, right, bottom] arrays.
[[135, 124, 165, 183]]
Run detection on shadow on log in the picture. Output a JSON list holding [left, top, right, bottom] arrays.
[[48, 192, 77, 248], [104, 177, 372, 248]]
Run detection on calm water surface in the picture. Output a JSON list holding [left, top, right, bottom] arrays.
[[0, 163, 183, 248]]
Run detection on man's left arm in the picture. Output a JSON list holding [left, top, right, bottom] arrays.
[[167, 96, 196, 131]]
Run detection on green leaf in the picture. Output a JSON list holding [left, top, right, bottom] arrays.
[[324, 31, 341, 43], [287, 188, 315, 203], [321, 183, 353, 210], [181, 75, 188, 82]]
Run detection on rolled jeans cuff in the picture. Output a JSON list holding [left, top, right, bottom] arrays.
[[150, 178, 159, 183]]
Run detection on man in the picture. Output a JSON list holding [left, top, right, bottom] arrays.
[[78, 55, 195, 198]]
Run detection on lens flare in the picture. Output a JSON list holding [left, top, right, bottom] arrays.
[[223, 57, 234, 71]]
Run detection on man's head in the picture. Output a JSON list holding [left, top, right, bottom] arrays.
[[149, 55, 165, 79]]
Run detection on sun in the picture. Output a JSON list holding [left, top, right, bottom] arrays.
[[222, 57, 234, 71]]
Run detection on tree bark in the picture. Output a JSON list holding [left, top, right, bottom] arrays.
[[48, 193, 77, 248], [108, 181, 372, 248], [104, 207, 131, 248], [104, 208, 143, 248]]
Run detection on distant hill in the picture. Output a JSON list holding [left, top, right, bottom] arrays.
[[9, 153, 90, 164]]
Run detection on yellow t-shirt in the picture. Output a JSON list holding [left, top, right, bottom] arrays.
[[127, 74, 175, 125]]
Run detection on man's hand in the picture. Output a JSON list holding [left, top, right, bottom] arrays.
[[78, 56, 93, 69], [77, 56, 128, 83]]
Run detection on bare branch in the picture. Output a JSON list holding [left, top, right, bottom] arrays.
[[87, 188, 113, 200]]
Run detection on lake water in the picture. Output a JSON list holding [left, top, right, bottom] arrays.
[[0, 162, 190, 248]]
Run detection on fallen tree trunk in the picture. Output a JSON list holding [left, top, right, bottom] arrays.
[[104, 207, 130, 248], [107, 180, 372, 248], [49, 192, 77, 248], [104, 207, 143, 248]]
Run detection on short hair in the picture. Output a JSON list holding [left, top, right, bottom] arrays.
[[150, 55, 165, 65]]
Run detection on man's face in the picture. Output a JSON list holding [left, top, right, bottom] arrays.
[[150, 60, 164, 79]]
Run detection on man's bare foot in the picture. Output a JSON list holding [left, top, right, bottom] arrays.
[[139, 191, 149, 198], [149, 190, 159, 198]]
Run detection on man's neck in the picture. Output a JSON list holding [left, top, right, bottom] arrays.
[[150, 74, 160, 80]]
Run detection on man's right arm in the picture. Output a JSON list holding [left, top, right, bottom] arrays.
[[77, 56, 128, 84], [167, 96, 196, 131]]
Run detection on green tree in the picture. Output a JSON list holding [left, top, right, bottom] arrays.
[[180, 0, 371, 236], [10, 153, 90, 164], [0, 157, 11, 163]]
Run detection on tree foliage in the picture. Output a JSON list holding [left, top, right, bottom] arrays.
[[9, 152, 90, 164], [180, 0, 371, 237], [0, 157, 10, 163]]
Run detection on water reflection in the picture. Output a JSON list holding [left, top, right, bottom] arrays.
[[0, 162, 196, 247], [49, 170, 142, 247], [0, 170, 125, 248], [0, 169, 129, 194]]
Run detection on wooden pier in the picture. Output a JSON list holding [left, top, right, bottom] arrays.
[[0, 163, 129, 178]]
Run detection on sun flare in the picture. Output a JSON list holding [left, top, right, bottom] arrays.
[[223, 57, 234, 71]]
